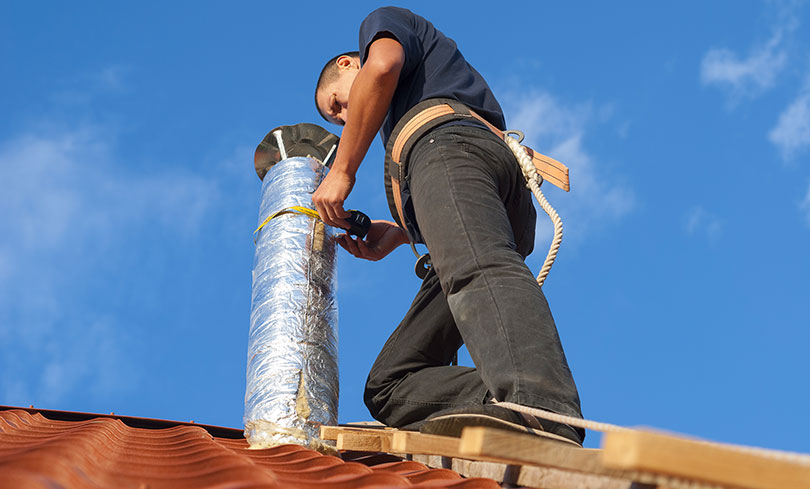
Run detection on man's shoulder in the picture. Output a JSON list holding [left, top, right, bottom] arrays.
[[359, 6, 426, 64], [361, 6, 423, 31], [365, 6, 415, 21]]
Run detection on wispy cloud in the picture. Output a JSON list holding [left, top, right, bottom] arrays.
[[51, 65, 133, 106], [700, 28, 789, 103], [699, 0, 804, 104], [769, 79, 810, 161], [800, 183, 810, 225], [0, 128, 216, 250], [700, 2, 810, 221], [6, 317, 140, 405], [502, 91, 635, 247], [0, 125, 218, 405], [96, 65, 130, 92], [684, 206, 723, 243]]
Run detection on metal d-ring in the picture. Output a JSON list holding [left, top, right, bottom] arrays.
[[415, 254, 432, 279], [408, 241, 432, 279], [504, 129, 525, 144]]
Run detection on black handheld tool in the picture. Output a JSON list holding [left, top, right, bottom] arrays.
[[346, 210, 371, 239]]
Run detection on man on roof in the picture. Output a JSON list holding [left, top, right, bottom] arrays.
[[312, 6, 585, 446]]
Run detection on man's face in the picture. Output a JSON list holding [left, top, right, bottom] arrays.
[[316, 56, 360, 126]]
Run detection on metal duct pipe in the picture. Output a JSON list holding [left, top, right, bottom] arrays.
[[244, 124, 339, 453]]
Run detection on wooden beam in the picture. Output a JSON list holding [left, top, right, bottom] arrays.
[[320, 425, 393, 441], [336, 433, 386, 452], [321, 425, 395, 452], [390, 431, 463, 458], [320, 425, 343, 440], [602, 429, 810, 489], [327, 425, 639, 489], [410, 453, 637, 489], [459, 426, 612, 476]]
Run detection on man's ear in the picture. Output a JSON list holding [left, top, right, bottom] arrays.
[[336, 55, 359, 70]]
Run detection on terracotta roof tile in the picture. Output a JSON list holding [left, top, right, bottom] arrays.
[[0, 408, 500, 489]]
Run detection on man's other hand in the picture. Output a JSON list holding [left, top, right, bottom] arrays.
[[336, 220, 408, 261], [313, 168, 355, 229]]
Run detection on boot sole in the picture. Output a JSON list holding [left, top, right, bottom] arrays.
[[420, 413, 582, 447]]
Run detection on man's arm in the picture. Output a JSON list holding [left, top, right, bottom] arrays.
[[312, 37, 404, 228]]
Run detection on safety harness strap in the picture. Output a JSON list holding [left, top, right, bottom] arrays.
[[463, 110, 570, 192], [383, 98, 570, 240]]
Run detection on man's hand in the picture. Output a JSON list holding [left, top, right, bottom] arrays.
[[313, 168, 354, 229], [337, 220, 408, 261]]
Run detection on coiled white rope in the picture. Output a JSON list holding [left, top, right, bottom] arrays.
[[503, 135, 562, 288]]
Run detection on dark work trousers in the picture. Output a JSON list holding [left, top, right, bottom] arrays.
[[363, 125, 584, 435]]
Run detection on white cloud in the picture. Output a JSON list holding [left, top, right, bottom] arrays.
[[800, 183, 810, 225], [52, 65, 132, 105], [0, 125, 218, 405], [684, 206, 723, 243], [502, 91, 635, 247], [96, 65, 130, 92], [700, 29, 788, 102], [0, 313, 141, 405], [769, 81, 810, 161], [0, 128, 216, 251]]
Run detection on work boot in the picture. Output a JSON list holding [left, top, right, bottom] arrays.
[[419, 404, 583, 447]]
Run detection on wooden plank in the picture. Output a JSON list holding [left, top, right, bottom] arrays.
[[326, 426, 464, 457], [410, 453, 637, 489], [320, 425, 342, 440], [336, 433, 386, 452], [390, 431, 463, 458], [459, 426, 612, 476], [321, 426, 395, 452], [602, 429, 810, 489], [394, 428, 641, 489], [333, 425, 639, 489], [320, 425, 394, 441]]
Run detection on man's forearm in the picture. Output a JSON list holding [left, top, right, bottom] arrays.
[[330, 38, 404, 178]]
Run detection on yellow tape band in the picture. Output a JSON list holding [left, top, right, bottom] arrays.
[[253, 206, 322, 242]]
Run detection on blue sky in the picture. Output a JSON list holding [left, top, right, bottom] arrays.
[[1, 1, 809, 452]]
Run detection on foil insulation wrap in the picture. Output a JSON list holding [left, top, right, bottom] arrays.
[[244, 157, 338, 452]]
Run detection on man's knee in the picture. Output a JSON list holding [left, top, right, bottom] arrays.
[[363, 371, 389, 422], [363, 372, 418, 427]]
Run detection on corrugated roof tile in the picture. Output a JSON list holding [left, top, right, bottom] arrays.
[[0, 408, 501, 489]]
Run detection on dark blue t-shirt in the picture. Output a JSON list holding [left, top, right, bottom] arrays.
[[359, 7, 506, 146]]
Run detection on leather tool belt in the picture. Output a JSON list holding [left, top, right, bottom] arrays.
[[384, 98, 570, 244]]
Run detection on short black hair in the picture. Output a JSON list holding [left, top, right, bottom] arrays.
[[314, 51, 360, 121]]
